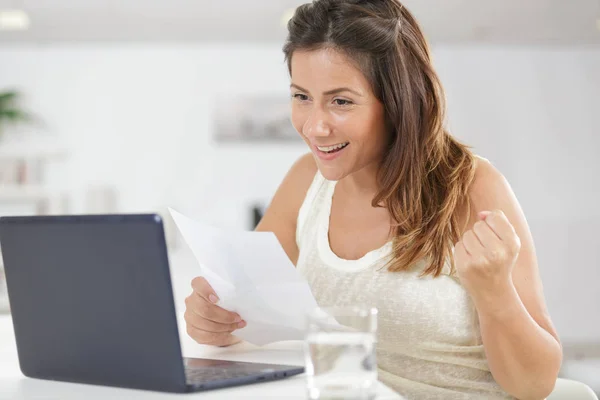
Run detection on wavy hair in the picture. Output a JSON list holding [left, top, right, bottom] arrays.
[[283, 0, 476, 276]]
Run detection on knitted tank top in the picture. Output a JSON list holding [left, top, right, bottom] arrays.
[[295, 171, 513, 399]]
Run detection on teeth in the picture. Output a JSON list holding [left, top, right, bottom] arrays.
[[317, 142, 349, 152]]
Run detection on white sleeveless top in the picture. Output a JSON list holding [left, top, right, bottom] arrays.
[[295, 171, 514, 400]]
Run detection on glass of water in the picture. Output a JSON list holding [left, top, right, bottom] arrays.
[[304, 306, 378, 400]]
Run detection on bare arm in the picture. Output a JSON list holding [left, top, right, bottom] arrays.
[[459, 158, 562, 399], [255, 153, 317, 265]]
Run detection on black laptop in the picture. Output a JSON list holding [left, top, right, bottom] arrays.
[[0, 214, 304, 393]]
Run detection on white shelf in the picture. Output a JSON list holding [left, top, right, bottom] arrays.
[[0, 138, 68, 160]]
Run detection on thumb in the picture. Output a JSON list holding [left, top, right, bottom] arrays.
[[478, 210, 492, 220]]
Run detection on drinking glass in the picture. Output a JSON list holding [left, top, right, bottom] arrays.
[[304, 306, 378, 400]]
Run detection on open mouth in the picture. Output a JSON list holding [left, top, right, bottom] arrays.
[[316, 142, 349, 154]]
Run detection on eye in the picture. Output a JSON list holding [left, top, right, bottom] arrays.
[[333, 98, 353, 106], [292, 93, 309, 101]]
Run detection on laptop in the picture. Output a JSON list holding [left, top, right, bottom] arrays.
[[0, 214, 304, 393]]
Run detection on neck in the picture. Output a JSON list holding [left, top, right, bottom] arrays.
[[338, 161, 380, 201]]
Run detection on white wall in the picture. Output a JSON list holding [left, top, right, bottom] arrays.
[[0, 44, 598, 343], [0, 45, 308, 230], [434, 47, 600, 345]]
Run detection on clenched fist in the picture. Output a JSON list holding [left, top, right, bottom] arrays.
[[454, 210, 521, 298]]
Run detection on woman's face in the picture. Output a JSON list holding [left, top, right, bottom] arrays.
[[290, 48, 389, 182]]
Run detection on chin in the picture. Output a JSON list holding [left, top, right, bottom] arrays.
[[316, 164, 348, 182]]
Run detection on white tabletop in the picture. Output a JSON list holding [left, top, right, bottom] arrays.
[[0, 315, 402, 399]]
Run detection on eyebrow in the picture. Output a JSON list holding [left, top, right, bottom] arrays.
[[290, 83, 363, 97]]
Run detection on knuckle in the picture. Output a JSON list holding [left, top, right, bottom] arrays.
[[213, 310, 229, 323], [186, 325, 202, 342], [198, 317, 218, 331], [474, 221, 486, 231], [185, 310, 201, 327], [206, 306, 226, 323], [208, 305, 225, 322], [187, 295, 202, 312], [210, 307, 230, 323], [183, 310, 192, 324], [195, 301, 210, 317], [465, 232, 476, 245], [489, 249, 505, 261], [479, 255, 491, 266], [187, 326, 212, 344]]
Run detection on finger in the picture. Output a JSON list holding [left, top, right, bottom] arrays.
[[191, 276, 219, 304], [186, 324, 235, 346], [192, 298, 242, 325], [478, 210, 492, 220], [185, 294, 242, 326], [462, 230, 484, 255], [184, 309, 246, 333], [482, 210, 515, 242], [473, 220, 502, 249]]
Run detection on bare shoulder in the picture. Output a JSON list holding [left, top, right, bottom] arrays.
[[455, 155, 522, 237], [287, 152, 319, 199], [468, 156, 518, 216], [255, 152, 317, 264], [273, 152, 318, 215]]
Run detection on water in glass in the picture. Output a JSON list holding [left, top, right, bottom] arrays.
[[304, 307, 377, 400]]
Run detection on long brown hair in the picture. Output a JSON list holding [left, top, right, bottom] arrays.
[[283, 0, 476, 276]]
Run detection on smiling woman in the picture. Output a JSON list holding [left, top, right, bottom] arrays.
[[184, 1, 563, 399], [284, 7, 471, 276], [288, 59, 388, 179]]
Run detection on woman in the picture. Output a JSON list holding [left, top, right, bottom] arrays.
[[183, 0, 562, 398]]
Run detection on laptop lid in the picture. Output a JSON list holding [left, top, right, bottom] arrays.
[[0, 214, 188, 393]]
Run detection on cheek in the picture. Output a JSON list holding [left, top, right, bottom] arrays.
[[344, 116, 382, 143], [348, 116, 388, 157]]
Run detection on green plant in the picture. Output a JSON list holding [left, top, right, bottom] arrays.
[[0, 90, 31, 137]]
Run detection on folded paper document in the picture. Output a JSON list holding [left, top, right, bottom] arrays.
[[169, 208, 320, 345]]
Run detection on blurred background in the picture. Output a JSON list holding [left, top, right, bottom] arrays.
[[0, 0, 598, 394]]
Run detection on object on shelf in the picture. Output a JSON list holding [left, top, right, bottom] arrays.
[[250, 203, 266, 230], [0, 136, 70, 216], [0, 158, 43, 185], [214, 95, 301, 143], [0, 136, 67, 185]]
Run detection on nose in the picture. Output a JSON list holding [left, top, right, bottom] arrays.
[[303, 107, 332, 139]]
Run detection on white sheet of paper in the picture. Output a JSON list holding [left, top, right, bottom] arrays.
[[168, 208, 319, 346]]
